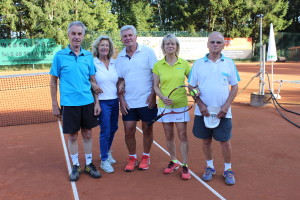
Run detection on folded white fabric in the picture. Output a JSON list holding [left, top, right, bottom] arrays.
[[204, 106, 221, 128]]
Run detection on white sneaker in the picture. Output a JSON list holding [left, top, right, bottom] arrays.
[[108, 152, 116, 164], [100, 160, 114, 173]]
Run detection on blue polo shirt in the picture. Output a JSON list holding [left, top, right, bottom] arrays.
[[50, 46, 96, 106]]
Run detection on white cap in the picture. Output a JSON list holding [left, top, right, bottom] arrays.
[[204, 106, 221, 128]]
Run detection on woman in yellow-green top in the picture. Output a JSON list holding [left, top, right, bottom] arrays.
[[152, 34, 191, 180]]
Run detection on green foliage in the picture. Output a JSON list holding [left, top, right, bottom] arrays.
[[0, 0, 118, 47], [284, 0, 300, 32], [132, 1, 156, 31], [0, 0, 298, 60]]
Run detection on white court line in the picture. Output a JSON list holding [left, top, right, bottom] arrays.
[[58, 121, 80, 200], [136, 126, 227, 200]]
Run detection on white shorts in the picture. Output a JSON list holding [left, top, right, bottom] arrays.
[[157, 106, 190, 123]]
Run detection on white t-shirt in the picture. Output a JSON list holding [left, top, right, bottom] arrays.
[[188, 54, 240, 118], [115, 44, 157, 108], [94, 57, 118, 100]]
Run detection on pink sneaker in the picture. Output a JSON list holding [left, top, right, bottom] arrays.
[[138, 155, 150, 170], [164, 161, 180, 174], [181, 166, 191, 180], [124, 156, 138, 172]]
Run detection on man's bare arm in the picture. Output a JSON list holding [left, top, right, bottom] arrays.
[[50, 75, 60, 119], [217, 84, 238, 118]]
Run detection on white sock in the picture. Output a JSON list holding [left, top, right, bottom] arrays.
[[143, 152, 150, 157], [71, 153, 79, 166], [85, 153, 92, 165], [129, 154, 137, 158], [224, 163, 232, 171], [206, 159, 214, 169]]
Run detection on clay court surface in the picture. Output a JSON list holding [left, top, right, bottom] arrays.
[[0, 62, 299, 200]]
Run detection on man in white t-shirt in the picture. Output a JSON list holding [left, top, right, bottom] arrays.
[[115, 25, 158, 172], [188, 31, 240, 185]]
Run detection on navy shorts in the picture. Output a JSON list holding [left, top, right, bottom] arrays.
[[61, 103, 99, 134], [122, 106, 158, 122], [192, 115, 232, 141]]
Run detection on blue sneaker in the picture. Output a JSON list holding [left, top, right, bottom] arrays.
[[202, 167, 216, 182], [223, 169, 236, 185]]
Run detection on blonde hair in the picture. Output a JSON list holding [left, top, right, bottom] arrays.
[[91, 35, 114, 59], [161, 34, 180, 56]]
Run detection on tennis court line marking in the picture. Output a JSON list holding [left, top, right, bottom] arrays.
[[136, 126, 227, 200], [58, 121, 80, 200]]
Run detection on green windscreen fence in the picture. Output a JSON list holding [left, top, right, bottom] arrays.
[[276, 32, 300, 61]]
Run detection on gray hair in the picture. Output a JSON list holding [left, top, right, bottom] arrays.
[[68, 21, 87, 35], [120, 25, 137, 37], [208, 31, 225, 42], [91, 35, 114, 59], [161, 33, 180, 56]]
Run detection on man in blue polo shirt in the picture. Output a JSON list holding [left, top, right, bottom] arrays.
[[50, 21, 101, 182]]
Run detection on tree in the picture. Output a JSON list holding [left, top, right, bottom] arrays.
[[284, 0, 300, 32], [132, 1, 156, 32], [0, 0, 119, 47], [109, 0, 157, 31], [0, 0, 18, 38]]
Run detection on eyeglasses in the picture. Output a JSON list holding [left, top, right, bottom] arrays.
[[209, 41, 222, 44]]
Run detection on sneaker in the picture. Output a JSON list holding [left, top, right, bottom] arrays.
[[84, 163, 101, 178], [163, 161, 180, 174], [124, 156, 138, 172], [181, 166, 191, 180], [138, 155, 150, 170], [223, 169, 236, 185], [69, 165, 82, 182], [108, 152, 116, 164], [100, 160, 114, 173], [202, 167, 216, 182]]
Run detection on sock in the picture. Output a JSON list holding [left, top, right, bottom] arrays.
[[143, 152, 150, 157], [206, 159, 214, 169], [129, 154, 137, 159], [71, 153, 79, 166], [85, 153, 92, 165], [172, 159, 178, 163], [224, 163, 232, 171]]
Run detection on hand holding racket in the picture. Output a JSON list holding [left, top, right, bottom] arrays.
[[161, 96, 173, 106], [147, 85, 197, 126]]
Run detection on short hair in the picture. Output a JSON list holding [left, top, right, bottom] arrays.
[[120, 25, 137, 37], [68, 21, 87, 35], [208, 31, 225, 43], [91, 35, 114, 59], [161, 33, 180, 56]]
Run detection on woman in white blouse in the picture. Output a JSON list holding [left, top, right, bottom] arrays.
[[92, 35, 119, 173]]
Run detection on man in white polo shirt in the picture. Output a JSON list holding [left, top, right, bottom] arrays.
[[116, 25, 158, 172], [188, 31, 240, 185]]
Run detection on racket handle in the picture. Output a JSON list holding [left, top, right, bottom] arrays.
[[147, 115, 163, 126]]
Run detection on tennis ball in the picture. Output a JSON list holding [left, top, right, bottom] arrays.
[[190, 89, 198, 96]]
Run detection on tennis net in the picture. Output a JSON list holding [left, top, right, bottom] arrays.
[[0, 72, 57, 127]]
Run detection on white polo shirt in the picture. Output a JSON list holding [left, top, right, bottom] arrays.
[[94, 57, 118, 100], [188, 54, 240, 118], [116, 44, 157, 108]]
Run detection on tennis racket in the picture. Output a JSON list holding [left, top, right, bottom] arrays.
[[147, 85, 197, 126]]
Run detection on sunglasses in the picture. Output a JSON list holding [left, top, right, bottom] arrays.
[[210, 41, 222, 44]]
